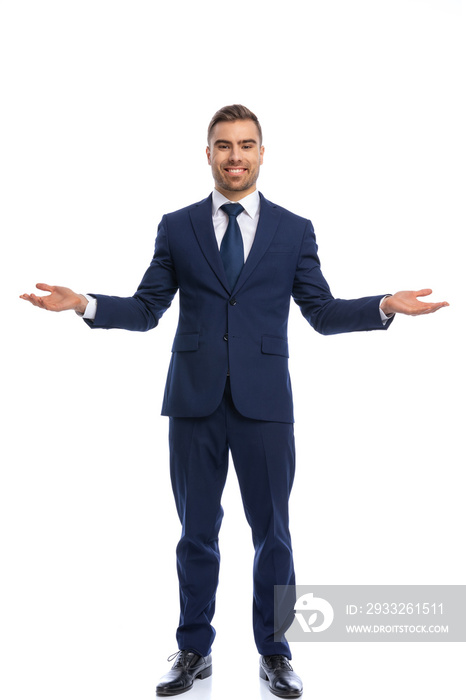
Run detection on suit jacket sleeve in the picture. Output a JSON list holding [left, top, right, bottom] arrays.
[[292, 221, 394, 334], [84, 217, 178, 331]]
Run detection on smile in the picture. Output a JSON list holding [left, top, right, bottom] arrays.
[[225, 168, 247, 174]]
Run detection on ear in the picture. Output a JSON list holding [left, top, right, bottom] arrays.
[[259, 145, 264, 165], [206, 146, 211, 165]]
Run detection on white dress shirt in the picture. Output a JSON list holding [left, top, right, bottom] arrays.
[[211, 188, 260, 262], [81, 188, 391, 323]]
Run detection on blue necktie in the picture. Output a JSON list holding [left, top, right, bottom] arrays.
[[220, 203, 244, 290]]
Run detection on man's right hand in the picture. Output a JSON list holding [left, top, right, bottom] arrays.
[[20, 283, 88, 314]]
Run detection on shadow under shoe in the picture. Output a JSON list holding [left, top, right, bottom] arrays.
[[156, 650, 212, 696], [260, 655, 303, 698]]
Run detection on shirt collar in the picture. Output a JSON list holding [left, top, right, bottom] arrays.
[[212, 188, 260, 219]]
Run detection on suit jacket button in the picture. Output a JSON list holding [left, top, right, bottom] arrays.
[[223, 333, 228, 341], [229, 298, 237, 306]]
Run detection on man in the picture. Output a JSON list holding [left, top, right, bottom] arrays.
[[21, 105, 448, 698]]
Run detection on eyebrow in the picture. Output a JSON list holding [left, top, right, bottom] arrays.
[[214, 138, 258, 146]]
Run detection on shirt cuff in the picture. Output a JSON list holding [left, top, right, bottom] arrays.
[[379, 295, 394, 324], [75, 294, 97, 320]]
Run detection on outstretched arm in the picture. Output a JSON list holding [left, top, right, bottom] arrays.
[[20, 283, 88, 314], [20, 218, 179, 332], [380, 289, 449, 317]]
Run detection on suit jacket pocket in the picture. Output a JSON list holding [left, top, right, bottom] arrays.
[[266, 246, 295, 254], [261, 335, 289, 358], [172, 332, 199, 352]]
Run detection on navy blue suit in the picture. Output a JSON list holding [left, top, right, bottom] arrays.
[[85, 193, 392, 656]]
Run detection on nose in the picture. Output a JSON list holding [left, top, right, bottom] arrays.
[[229, 146, 242, 162]]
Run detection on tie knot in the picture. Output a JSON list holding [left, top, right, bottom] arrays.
[[221, 203, 244, 219]]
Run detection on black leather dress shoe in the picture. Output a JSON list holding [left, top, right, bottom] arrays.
[[156, 650, 212, 696], [260, 655, 303, 698]]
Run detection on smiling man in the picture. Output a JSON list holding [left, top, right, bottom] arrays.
[[207, 117, 264, 198], [21, 104, 448, 698]]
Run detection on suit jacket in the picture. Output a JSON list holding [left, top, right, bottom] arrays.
[[85, 192, 393, 422]]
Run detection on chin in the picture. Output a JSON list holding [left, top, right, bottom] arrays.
[[222, 178, 256, 193]]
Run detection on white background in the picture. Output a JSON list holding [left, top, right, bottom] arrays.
[[1, 1, 464, 699]]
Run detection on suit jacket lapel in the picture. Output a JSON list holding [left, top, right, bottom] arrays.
[[189, 192, 282, 294], [189, 195, 230, 292], [233, 193, 281, 293]]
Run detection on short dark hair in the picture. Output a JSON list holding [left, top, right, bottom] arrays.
[[207, 104, 262, 145]]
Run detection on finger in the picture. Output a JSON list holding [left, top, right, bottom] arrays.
[[429, 302, 449, 312], [20, 294, 40, 307], [19, 294, 35, 304], [414, 288, 433, 298], [36, 283, 54, 293], [30, 293, 46, 308], [414, 301, 449, 315], [418, 300, 449, 309]]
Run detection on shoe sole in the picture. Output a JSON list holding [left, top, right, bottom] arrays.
[[156, 664, 212, 696]]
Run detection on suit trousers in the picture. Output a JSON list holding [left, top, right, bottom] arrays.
[[169, 378, 296, 658]]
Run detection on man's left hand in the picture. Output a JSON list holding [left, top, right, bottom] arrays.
[[381, 289, 449, 317]]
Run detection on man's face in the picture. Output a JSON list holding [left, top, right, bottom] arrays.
[[206, 119, 264, 200]]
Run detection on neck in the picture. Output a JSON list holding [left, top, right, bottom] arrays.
[[214, 185, 256, 202]]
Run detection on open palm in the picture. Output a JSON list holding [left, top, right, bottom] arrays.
[[20, 283, 87, 313]]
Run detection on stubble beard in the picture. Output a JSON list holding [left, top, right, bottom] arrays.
[[215, 167, 259, 194]]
